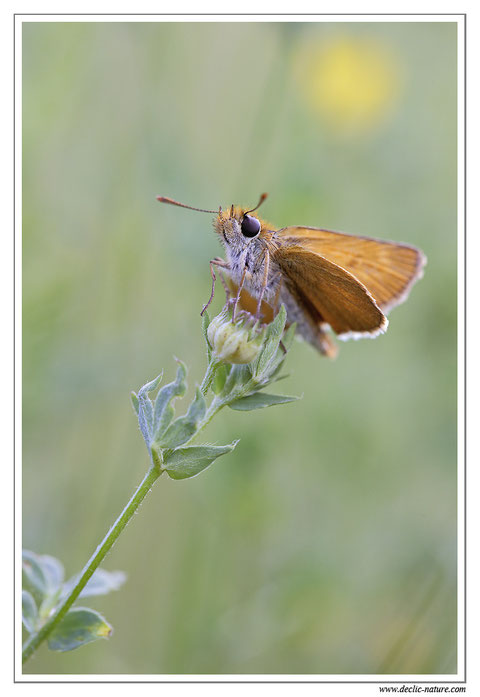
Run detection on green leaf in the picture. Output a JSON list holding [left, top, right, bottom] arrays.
[[212, 363, 228, 394], [22, 550, 64, 600], [281, 321, 296, 352], [136, 373, 162, 447], [22, 550, 49, 599], [137, 396, 153, 447], [39, 587, 62, 621], [40, 555, 65, 591], [138, 373, 164, 395], [156, 387, 206, 448], [265, 354, 288, 383], [48, 607, 112, 652], [152, 361, 187, 441], [229, 392, 299, 411], [130, 391, 139, 415], [163, 442, 239, 480], [253, 305, 287, 379], [22, 590, 38, 633], [160, 418, 196, 449], [221, 362, 241, 394], [62, 569, 127, 599], [137, 394, 153, 447], [222, 363, 253, 395]]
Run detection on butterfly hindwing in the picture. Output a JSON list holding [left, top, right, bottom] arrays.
[[273, 245, 387, 338]]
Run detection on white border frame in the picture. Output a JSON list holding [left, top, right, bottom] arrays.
[[13, 11, 466, 687]]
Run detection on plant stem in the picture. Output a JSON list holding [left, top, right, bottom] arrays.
[[188, 397, 223, 445], [22, 464, 162, 665]]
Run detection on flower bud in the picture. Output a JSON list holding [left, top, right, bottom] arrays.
[[207, 310, 263, 365]]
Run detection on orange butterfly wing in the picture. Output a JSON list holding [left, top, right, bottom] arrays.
[[276, 227, 426, 312], [226, 283, 276, 323], [273, 245, 387, 338]]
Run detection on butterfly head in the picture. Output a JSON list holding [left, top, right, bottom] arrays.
[[214, 205, 262, 246], [214, 193, 269, 251]]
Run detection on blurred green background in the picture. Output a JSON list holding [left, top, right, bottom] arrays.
[[22, 21, 457, 675]]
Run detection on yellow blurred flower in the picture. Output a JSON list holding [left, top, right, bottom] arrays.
[[296, 35, 403, 137]]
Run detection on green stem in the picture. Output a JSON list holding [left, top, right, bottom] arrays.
[[198, 396, 223, 433], [22, 464, 162, 665]]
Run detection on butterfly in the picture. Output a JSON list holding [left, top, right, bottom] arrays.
[[158, 193, 426, 357]]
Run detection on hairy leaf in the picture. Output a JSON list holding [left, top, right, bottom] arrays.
[[152, 360, 187, 440], [62, 568, 127, 600], [156, 387, 206, 449], [48, 607, 112, 652], [22, 590, 38, 634], [229, 392, 299, 411], [163, 442, 238, 480], [253, 305, 287, 379]]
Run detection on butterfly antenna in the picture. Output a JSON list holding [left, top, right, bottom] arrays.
[[245, 192, 268, 215], [157, 196, 217, 214]]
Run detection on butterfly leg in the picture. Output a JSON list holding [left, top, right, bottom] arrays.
[[201, 258, 230, 316], [216, 264, 231, 299], [231, 266, 248, 321]]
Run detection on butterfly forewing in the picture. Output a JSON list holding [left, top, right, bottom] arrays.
[[274, 246, 387, 337], [276, 227, 426, 312]]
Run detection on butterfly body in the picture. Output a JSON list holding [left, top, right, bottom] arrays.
[[158, 194, 426, 358]]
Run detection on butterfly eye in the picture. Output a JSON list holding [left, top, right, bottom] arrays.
[[241, 214, 261, 238]]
